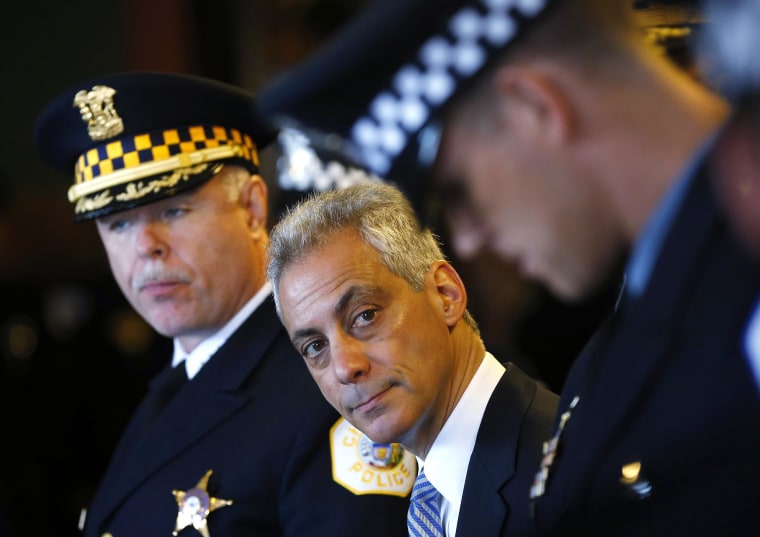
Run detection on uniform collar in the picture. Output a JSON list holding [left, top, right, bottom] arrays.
[[626, 132, 719, 297], [172, 281, 273, 379]]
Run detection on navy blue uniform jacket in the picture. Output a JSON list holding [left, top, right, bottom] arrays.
[[82, 295, 410, 537], [456, 363, 558, 537], [533, 149, 760, 536]]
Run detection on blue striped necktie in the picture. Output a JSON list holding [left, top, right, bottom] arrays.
[[407, 470, 444, 537]]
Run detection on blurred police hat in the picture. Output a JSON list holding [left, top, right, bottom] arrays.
[[257, 0, 557, 189], [34, 71, 277, 221]]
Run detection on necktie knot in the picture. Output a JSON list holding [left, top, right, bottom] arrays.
[[407, 470, 444, 537], [148, 363, 188, 422]]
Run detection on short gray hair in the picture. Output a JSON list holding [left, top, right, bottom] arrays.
[[219, 164, 252, 202], [267, 181, 479, 332]]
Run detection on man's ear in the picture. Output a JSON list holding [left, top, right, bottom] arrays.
[[491, 62, 574, 145], [428, 260, 468, 328], [240, 174, 269, 240]]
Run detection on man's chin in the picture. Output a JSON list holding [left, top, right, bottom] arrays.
[[349, 417, 398, 445], [146, 318, 191, 339]]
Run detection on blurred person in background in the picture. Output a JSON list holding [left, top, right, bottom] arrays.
[[699, 0, 760, 397], [700, 0, 760, 259]]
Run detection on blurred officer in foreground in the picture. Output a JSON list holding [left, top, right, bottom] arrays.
[[34, 71, 413, 537], [257, 0, 760, 535], [267, 180, 558, 537]]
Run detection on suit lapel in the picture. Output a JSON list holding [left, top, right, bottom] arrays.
[[457, 364, 536, 537], [89, 296, 283, 524]]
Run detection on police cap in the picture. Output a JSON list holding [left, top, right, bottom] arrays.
[[35, 71, 276, 221], [257, 0, 557, 185]]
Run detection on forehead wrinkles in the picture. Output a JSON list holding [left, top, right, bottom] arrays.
[[281, 259, 360, 323]]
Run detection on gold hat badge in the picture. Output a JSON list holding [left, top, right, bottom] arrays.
[[73, 84, 124, 141], [172, 469, 233, 537]]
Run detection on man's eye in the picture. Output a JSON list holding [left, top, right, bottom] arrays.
[[437, 179, 469, 206], [108, 220, 129, 232], [303, 340, 327, 360], [354, 309, 377, 327], [164, 207, 187, 218]]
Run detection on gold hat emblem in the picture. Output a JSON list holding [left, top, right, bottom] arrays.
[[73, 84, 124, 141]]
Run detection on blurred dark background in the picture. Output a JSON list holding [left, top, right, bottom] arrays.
[[0, 1, 705, 536]]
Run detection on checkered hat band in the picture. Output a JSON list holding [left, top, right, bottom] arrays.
[[348, 0, 549, 175], [74, 125, 258, 184]]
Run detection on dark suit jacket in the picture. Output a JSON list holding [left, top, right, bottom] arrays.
[[82, 295, 411, 537], [534, 151, 760, 536], [457, 362, 558, 537]]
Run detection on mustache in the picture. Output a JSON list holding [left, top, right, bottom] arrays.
[[132, 263, 192, 291]]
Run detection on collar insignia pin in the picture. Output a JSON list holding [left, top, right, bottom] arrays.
[[172, 469, 233, 537], [530, 396, 580, 502]]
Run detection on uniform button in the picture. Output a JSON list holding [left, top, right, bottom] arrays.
[[620, 461, 652, 499]]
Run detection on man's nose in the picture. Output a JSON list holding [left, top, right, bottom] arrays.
[[331, 334, 370, 384], [135, 222, 169, 259]]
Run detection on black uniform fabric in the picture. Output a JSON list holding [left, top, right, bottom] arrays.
[[81, 295, 410, 537], [532, 149, 760, 536]]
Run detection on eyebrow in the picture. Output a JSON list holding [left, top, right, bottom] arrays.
[[291, 284, 381, 343], [291, 327, 322, 344], [335, 284, 386, 316], [334, 285, 361, 318]]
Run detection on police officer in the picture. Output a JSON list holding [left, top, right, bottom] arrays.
[[34, 71, 414, 537]]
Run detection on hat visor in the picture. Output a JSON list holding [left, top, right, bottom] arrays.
[[72, 161, 228, 222]]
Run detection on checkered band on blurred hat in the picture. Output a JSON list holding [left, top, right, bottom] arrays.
[[257, 0, 558, 185], [34, 72, 277, 221]]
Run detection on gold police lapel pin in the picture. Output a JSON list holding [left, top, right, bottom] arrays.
[[330, 417, 416, 496], [73, 84, 124, 141], [172, 469, 233, 537]]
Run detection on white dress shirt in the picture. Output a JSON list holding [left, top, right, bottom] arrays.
[[418, 352, 506, 536], [172, 282, 272, 380]]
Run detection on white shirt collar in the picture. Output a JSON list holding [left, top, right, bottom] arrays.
[[420, 352, 506, 537], [172, 281, 272, 379]]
